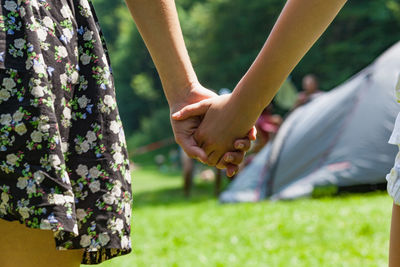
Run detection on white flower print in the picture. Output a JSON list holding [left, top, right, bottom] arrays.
[[0, 114, 12, 125], [19, 207, 30, 220], [60, 4, 73, 19], [31, 86, 45, 98], [79, 0, 91, 11], [36, 27, 48, 42], [115, 218, 124, 232], [62, 28, 73, 43], [71, 71, 79, 84], [14, 38, 26, 50], [109, 121, 120, 134], [80, 53, 91, 65], [121, 236, 130, 249], [33, 171, 45, 184], [52, 194, 66, 205], [111, 143, 121, 153], [103, 193, 116, 205], [26, 183, 36, 194], [3, 78, 16, 90], [103, 95, 114, 107], [61, 141, 69, 154], [76, 164, 88, 177], [49, 154, 61, 167], [89, 166, 101, 179], [63, 107, 72, 119], [76, 208, 86, 221], [43, 16, 54, 29], [38, 122, 51, 133], [80, 234, 91, 248], [0, 89, 11, 102], [78, 95, 88, 109], [16, 177, 28, 190], [89, 180, 100, 193], [30, 0, 39, 10], [14, 123, 27, 135], [6, 153, 18, 165], [57, 46, 68, 58], [113, 152, 124, 165], [60, 73, 68, 86], [80, 140, 90, 153], [4, 1, 17, 12], [83, 30, 93, 41], [99, 233, 110, 246], [13, 110, 24, 122], [86, 131, 97, 143], [31, 130, 43, 143], [111, 181, 122, 197], [1, 192, 9, 203], [33, 60, 46, 74]]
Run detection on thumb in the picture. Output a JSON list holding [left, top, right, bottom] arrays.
[[172, 99, 211, 121]]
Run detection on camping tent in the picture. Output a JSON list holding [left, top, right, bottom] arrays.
[[220, 41, 400, 202]]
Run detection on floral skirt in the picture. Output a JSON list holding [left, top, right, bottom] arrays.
[[0, 0, 132, 264]]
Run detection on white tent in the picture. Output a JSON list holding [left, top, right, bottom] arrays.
[[220, 41, 400, 202]]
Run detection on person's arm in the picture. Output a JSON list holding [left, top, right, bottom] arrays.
[[124, 0, 196, 106], [124, 0, 254, 175], [173, 0, 347, 165]]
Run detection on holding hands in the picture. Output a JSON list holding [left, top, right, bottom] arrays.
[[169, 83, 257, 176]]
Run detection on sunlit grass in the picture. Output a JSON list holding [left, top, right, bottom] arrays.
[[84, 167, 392, 267]]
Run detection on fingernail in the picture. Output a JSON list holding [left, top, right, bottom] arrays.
[[225, 155, 234, 162], [172, 112, 180, 118], [236, 143, 244, 149]]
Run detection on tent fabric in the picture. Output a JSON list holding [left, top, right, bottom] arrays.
[[220, 41, 400, 203]]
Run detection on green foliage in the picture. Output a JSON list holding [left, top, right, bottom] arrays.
[[92, 0, 400, 148], [131, 73, 159, 100], [127, 107, 173, 149], [84, 167, 391, 267]]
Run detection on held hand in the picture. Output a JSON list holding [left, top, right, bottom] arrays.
[[169, 83, 255, 176], [172, 93, 258, 168]]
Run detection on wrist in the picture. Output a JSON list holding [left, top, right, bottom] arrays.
[[168, 82, 217, 114], [165, 81, 196, 109], [230, 87, 264, 123]]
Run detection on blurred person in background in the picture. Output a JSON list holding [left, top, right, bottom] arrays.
[[253, 104, 282, 154], [292, 74, 323, 109]]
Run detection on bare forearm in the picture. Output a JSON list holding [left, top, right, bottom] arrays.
[[124, 0, 198, 105], [232, 0, 347, 117]]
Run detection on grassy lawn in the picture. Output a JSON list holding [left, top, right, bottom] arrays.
[[85, 166, 392, 267]]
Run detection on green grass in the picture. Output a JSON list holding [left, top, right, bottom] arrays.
[[85, 167, 392, 267]]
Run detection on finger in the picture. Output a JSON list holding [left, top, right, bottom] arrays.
[[216, 151, 245, 169], [222, 151, 245, 165], [248, 127, 257, 141], [234, 139, 251, 152], [180, 141, 208, 163], [171, 100, 211, 121], [226, 164, 239, 177], [206, 150, 224, 167]]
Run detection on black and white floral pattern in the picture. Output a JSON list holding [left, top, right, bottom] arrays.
[[0, 0, 132, 264]]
